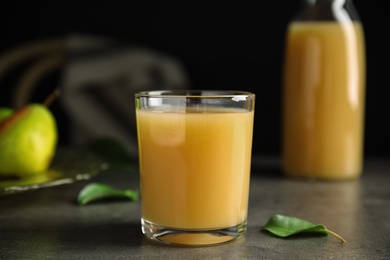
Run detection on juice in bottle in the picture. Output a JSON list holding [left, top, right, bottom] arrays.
[[282, 21, 365, 180]]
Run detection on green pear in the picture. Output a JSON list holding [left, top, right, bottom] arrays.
[[0, 104, 58, 177], [0, 107, 13, 121]]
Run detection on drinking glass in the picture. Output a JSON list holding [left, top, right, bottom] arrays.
[[135, 90, 255, 246]]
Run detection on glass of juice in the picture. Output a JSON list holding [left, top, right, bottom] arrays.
[[135, 90, 255, 246]]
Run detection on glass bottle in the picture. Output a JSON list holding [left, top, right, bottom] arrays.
[[281, 0, 366, 180]]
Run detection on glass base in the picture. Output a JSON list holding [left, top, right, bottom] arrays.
[[141, 218, 247, 246]]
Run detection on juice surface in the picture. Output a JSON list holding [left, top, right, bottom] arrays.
[[136, 108, 254, 229], [282, 21, 365, 180]]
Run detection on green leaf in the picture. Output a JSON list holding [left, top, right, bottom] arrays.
[[262, 214, 346, 243], [89, 137, 131, 163], [88, 137, 137, 171], [77, 183, 139, 205]]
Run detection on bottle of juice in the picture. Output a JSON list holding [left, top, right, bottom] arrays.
[[282, 0, 366, 180]]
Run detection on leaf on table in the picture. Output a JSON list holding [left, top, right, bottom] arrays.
[[262, 214, 346, 243], [77, 182, 139, 205]]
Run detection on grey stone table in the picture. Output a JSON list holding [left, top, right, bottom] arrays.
[[1, 156, 389, 259]]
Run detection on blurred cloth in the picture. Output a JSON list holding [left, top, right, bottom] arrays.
[[2, 34, 189, 157], [61, 34, 189, 157]]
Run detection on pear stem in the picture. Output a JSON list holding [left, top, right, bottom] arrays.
[[43, 88, 61, 107]]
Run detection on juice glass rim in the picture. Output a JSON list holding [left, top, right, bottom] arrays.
[[135, 90, 255, 98]]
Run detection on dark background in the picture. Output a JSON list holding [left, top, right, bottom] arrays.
[[0, 0, 389, 158]]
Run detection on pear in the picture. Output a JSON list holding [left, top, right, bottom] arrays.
[[0, 103, 58, 177], [0, 107, 13, 121]]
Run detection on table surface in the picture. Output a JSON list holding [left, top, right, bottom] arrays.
[[1, 155, 390, 259]]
